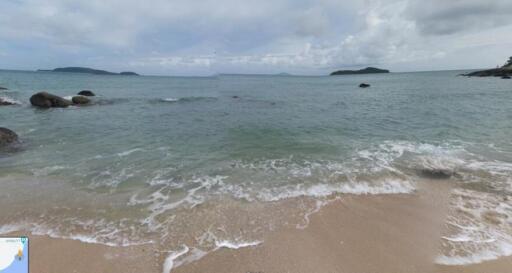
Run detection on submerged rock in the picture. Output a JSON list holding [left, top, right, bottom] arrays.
[[359, 83, 371, 88], [502, 75, 511, 79], [72, 96, 91, 105], [78, 90, 95, 96], [0, 87, 8, 90], [419, 169, 454, 180], [30, 92, 72, 108], [0, 128, 18, 146]]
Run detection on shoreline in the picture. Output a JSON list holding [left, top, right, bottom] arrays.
[[4, 180, 511, 273]]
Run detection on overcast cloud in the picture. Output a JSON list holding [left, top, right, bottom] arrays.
[[0, 0, 511, 75]]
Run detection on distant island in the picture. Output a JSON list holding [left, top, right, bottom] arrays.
[[330, 67, 390, 76], [463, 57, 512, 78], [37, 67, 140, 76]]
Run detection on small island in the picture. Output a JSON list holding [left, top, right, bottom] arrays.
[[38, 67, 140, 76], [330, 67, 390, 76], [119, 71, 139, 76], [463, 57, 512, 77]]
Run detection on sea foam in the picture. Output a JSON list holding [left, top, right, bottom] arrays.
[[436, 189, 512, 265]]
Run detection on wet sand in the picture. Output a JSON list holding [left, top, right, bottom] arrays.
[[7, 180, 512, 273]]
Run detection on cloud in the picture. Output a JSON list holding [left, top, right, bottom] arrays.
[[405, 0, 512, 35], [293, 8, 330, 38], [0, 0, 511, 74]]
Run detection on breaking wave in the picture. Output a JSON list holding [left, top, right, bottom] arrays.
[[158, 96, 218, 103]]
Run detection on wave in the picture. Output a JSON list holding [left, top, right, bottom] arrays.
[[7, 140, 512, 268], [119, 140, 512, 220], [255, 179, 415, 202], [31, 165, 69, 176], [158, 96, 218, 103], [215, 240, 262, 249], [0, 219, 150, 247], [163, 238, 262, 273], [436, 188, 512, 265], [117, 148, 145, 157], [0, 96, 22, 105], [163, 245, 190, 273], [93, 97, 131, 105]]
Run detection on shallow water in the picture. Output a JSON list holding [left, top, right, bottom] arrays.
[[0, 70, 511, 265]]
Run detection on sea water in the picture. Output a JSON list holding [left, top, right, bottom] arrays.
[[0, 70, 511, 266]]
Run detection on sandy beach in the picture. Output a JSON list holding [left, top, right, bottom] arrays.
[[4, 180, 508, 273], [2, 2, 512, 273]]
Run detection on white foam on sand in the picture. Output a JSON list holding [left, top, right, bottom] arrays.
[[436, 189, 512, 265], [436, 241, 512, 265], [214, 239, 262, 249], [163, 239, 262, 273], [163, 245, 190, 273], [296, 198, 340, 229], [0, 215, 152, 248]]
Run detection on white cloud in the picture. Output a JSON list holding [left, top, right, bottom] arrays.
[[0, 0, 511, 74]]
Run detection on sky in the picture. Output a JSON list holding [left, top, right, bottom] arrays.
[[0, 0, 511, 76]]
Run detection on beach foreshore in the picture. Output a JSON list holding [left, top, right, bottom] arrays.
[[5, 180, 512, 273]]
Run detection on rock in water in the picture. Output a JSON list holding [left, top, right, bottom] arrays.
[[72, 96, 91, 105], [0, 87, 8, 90], [419, 169, 454, 179], [30, 92, 72, 108], [359, 83, 371, 88], [502, 75, 511, 79], [78, 90, 95, 96], [0, 128, 18, 146]]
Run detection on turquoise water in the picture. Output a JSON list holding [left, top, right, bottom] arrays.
[[0, 70, 511, 264]]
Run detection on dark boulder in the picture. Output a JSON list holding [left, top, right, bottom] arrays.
[[0, 128, 18, 146], [232, 96, 240, 99], [72, 96, 91, 105], [30, 92, 72, 108], [78, 90, 95, 96], [502, 75, 511, 79], [419, 169, 454, 180], [359, 83, 371, 88], [0, 87, 8, 90]]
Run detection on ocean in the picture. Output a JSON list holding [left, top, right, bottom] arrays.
[[0, 70, 511, 266]]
